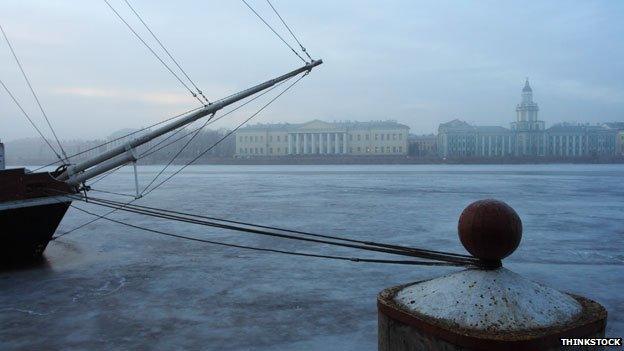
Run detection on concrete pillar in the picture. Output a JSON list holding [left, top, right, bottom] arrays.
[[326, 133, 331, 154], [294, 133, 299, 154], [378, 199, 607, 351], [343, 133, 347, 154], [318, 133, 323, 155], [287, 134, 292, 155], [311, 133, 316, 154], [481, 136, 485, 156], [334, 133, 339, 154], [302, 133, 307, 154]]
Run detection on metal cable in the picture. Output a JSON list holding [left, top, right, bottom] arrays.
[[102, 0, 206, 105], [0, 23, 69, 163], [138, 77, 289, 160], [0, 78, 63, 162], [240, 0, 307, 63], [85, 121, 201, 187], [52, 196, 138, 239], [142, 73, 305, 197], [122, 0, 210, 104], [52, 191, 473, 265], [66, 204, 461, 266], [89, 188, 136, 198], [265, 0, 313, 61], [53, 74, 304, 238], [141, 113, 215, 195], [86, 195, 475, 262], [32, 106, 203, 172]]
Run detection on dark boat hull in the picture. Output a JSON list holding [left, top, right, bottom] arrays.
[[0, 168, 76, 263], [1, 200, 71, 263]]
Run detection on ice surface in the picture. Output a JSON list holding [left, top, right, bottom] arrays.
[[1, 164, 622, 350]]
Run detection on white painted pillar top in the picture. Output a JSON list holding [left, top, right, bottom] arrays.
[[394, 267, 582, 332]]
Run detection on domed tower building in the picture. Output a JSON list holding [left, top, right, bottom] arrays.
[[511, 79, 546, 156]]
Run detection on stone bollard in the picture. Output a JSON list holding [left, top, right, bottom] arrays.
[[378, 199, 607, 351]]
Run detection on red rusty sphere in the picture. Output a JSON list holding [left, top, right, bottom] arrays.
[[458, 199, 522, 261]]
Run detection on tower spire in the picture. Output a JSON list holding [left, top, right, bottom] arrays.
[[522, 77, 532, 92]]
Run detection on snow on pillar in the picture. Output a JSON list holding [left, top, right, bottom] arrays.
[[378, 199, 607, 351]]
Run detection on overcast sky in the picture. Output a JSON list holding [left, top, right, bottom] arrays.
[[1, 0, 622, 141]]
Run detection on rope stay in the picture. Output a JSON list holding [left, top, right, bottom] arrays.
[[140, 113, 216, 195], [55, 72, 307, 237], [31, 106, 204, 172], [49, 191, 478, 267], [84, 195, 476, 262], [0, 24, 67, 163], [265, 0, 313, 61], [83, 117, 206, 186], [240, 0, 308, 63], [102, 0, 206, 106], [137, 75, 291, 161], [67, 203, 461, 266], [121, 0, 210, 104], [87, 75, 295, 199], [141, 73, 306, 197], [0, 78, 64, 162]]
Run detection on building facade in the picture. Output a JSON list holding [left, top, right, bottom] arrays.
[[437, 119, 477, 157], [235, 120, 409, 157], [408, 134, 437, 157], [604, 122, 624, 156], [437, 120, 514, 158], [437, 79, 621, 159], [511, 79, 546, 156], [547, 123, 618, 157]]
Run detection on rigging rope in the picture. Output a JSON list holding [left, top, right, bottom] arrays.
[[265, 0, 313, 61], [87, 116, 210, 186], [66, 204, 461, 266], [102, 0, 206, 105], [48, 190, 475, 266], [31, 105, 204, 172], [137, 76, 290, 160], [240, 0, 308, 63], [57, 119, 206, 233], [0, 24, 69, 163], [82, 194, 475, 262], [89, 188, 136, 198], [0, 78, 64, 162], [141, 73, 306, 197], [121, 0, 210, 104], [141, 113, 216, 195], [55, 72, 306, 238], [88, 76, 293, 194]]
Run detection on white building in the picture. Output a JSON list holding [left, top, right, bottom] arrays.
[[235, 120, 409, 157], [511, 79, 546, 156]]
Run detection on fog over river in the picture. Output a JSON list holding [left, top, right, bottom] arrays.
[[1, 164, 622, 350]]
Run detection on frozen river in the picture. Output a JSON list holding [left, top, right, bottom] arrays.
[[1, 164, 623, 350]]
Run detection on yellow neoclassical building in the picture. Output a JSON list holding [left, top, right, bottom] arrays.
[[235, 120, 409, 157]]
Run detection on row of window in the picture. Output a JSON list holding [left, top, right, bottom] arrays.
[[238, 133, 405, 143], [240, 135, 284, 143], [355, 133, 403, 141], [238, 146, 404, 155]]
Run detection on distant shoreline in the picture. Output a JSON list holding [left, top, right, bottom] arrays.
[[11, 155, 624, 168]]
